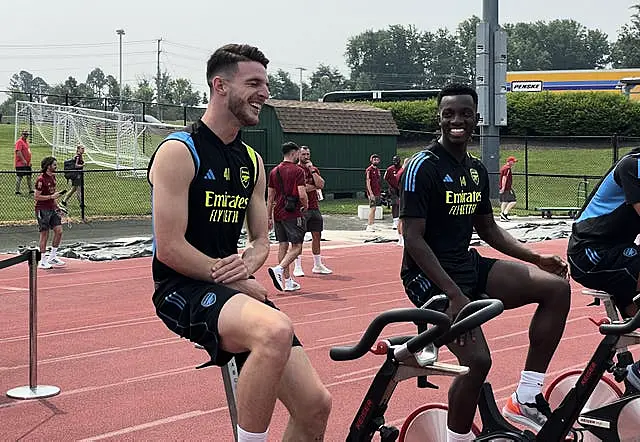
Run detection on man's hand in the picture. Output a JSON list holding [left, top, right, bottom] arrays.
[[499, 188, 504, 194], [306, 161, 314, 169], [447, 292, 473, 346], [225, 278, 268, 302], [536, 254, 568, 278], [211, 254, 249, 284]]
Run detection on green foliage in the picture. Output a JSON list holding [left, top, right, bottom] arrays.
[[371, 100, 439, 133], [370, 92, 640, 136]]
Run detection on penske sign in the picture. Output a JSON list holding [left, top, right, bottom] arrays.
[[511, 81, 543, 92]]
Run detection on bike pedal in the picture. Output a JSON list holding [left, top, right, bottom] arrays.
[[378, 425, 399, 441]]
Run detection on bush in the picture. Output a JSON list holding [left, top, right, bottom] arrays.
[[370, 92, 640, 137]]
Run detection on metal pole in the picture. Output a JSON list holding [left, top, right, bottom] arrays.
[[29, 249, 37, 388], [296, 67, 306, 101], [116, 29, 126, 109], [480, 0, 501, 199], [6, 249, 60, 399]]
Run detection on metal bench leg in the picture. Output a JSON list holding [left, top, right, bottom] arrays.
[[221, 357, 241, 441]]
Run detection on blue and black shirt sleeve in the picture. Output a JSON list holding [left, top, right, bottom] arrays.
[[614, 155, 640, 206]]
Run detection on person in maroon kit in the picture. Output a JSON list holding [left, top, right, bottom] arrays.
[[365, 154, 382, 231], [384, 155, 403, 230], [293, 145, 332, 277], [499, 156, 518, 221], [34, 157, 66, 269], [267, 142, 308, 291]]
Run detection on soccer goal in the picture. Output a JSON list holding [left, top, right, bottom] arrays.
[[15, 100, 183, 174]]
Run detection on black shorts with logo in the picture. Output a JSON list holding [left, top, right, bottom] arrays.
[[36, 209, 62, 232], [304, 209, 323, 233], [153, 278, 302, 368], [568, 243, 640, 310], [402, 249, 497, 307], [274, 217, 306, 244]]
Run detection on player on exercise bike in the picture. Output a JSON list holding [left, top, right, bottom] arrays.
[[399, 83, 571, 441], [567, 148, 640, 392]]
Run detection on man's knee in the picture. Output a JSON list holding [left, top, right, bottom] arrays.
[[253, 312, 294, 352], [547, 277, 571, 311]]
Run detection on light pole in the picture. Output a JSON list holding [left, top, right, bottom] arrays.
[[296, 67, 306, 101], [116, 28, 125, 109]]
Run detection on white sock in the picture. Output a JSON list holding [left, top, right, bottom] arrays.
[[49, 247, 58, 259], [237, 426, 268, 442], [516, 370, 545, 404], [446, 427, 475, 442], [295, 256, 302, 268], [313, 254, 322, 266], [273, 264, 283, 271]]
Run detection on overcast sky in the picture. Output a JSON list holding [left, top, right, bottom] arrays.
[[1, 0, 637, 93]]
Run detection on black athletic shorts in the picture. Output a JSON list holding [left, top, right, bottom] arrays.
[[304, 209, 323, 233], [568, 244, 640, 310], [402, 248, 497, 307], [16, 165, 33, 177], [153, 279, 302, 368], [36, 209, 62, 232], [274, 217, 306, 244], [499, 189, 516, 203]]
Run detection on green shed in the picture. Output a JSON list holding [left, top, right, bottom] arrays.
[[241, 99, 399, 196]]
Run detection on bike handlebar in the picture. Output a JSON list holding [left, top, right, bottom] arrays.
[[433, 299, 505, 347], [599, 308, 640, 335], [329, 308, 451, 361]]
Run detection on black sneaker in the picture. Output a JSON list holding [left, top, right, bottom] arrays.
[[500, 213, 509, 221]]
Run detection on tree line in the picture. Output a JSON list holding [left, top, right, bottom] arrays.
[[2, 4, 640, 114]]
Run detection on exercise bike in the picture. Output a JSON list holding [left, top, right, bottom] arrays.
[[329, 297, 505, 442], [400, 293, 640, 441]]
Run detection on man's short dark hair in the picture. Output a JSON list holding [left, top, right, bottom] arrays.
[[437, 83, 478, 108], [300, 145, 310, 151], [41, 156, 56, 173], [206, 44, 269, 88], [282, 141, 300, 156]]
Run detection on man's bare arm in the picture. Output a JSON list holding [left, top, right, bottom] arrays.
[[242, 153, 270, 275], [150, 140, 220, 281], [473, 213, 539, 264]]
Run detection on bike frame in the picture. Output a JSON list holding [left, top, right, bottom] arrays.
[[476, 332, 629, 441]]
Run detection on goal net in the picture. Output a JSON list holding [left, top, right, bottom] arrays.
[[15, 101, 184, 174]]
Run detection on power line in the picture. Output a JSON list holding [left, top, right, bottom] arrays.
[[0, 39, 155, 49]]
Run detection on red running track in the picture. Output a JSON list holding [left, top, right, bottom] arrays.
[[0, 239, 636, 440]]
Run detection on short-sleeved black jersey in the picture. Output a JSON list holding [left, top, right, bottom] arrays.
[[148, 120, 258, 290], [568, 152, 640, 251], [399, 142, 492, 278]]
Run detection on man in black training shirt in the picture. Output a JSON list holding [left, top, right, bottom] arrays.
[[147, 44, 330, 442], [568, 149, 640, 391], [400, 84, 570, 440]]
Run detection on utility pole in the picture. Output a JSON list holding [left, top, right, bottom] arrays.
[[296, 67, 306, 101], [156, 38, 162, 119], [476, 0, 507, 198]]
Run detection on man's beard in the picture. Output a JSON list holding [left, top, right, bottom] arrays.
[[228, 93, 258, 126]]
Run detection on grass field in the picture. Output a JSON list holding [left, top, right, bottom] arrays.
[[0, 123, 630, 222]]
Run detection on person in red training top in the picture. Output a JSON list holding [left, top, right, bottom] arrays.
[[293, 145, 332, 277], [34, 157, 66, 269], [499, 156, 518, 221], [15, 129, 34, 195], [384, 155, 403, 230], [267, 141, 308, 292], [365, 154, 382, 232]]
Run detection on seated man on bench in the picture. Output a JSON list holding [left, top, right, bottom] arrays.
[[567, 148, 640, 390]]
